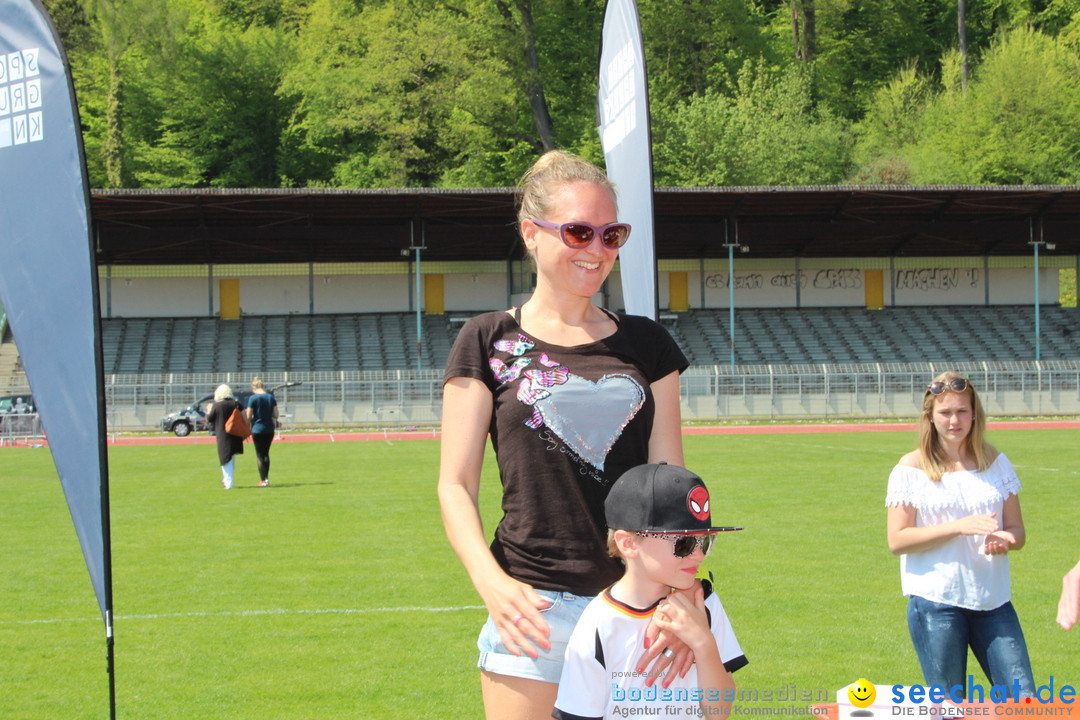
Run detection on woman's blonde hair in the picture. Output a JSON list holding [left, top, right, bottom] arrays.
[[214, 384, 234, 402], [918, 370, 995, 481], [516, 150, 617, 230], [251, 377, 265, 391]]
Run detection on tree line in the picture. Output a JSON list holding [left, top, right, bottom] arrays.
[[44, 0, 1080, 189]]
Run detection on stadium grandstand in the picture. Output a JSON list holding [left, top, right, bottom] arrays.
[[41, 305, 1078, 375], [2, 185, 1079, 431]]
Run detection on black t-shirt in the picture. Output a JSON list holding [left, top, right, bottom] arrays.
[[444, 309, 688, 595]]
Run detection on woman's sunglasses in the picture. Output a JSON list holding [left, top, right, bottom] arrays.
[[927, 378, 973, 396], [529, 218, 631, 249], [635, 532, 718, 558]]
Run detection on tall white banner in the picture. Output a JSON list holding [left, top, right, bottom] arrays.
[[598, 0, 657, 320]]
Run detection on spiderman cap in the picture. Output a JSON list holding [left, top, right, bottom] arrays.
[[604, 462, 741, 535]]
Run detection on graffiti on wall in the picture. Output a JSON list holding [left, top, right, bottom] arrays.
[[770, 272, 801, 288], [811, 269, 862, 289], [894, 268, 979, 292], [703, 268, 983, 294], [705, 273, 764, 290], [705, 269, 864, 291]]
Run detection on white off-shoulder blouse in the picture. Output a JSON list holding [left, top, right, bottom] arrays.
[[885, 453, 1021, 611]]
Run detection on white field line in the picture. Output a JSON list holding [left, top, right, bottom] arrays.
[[786, 441, 902, 456], [2, 604, 486, 626]]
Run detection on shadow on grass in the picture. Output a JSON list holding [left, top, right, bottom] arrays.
[[229, 482, 336, 490]]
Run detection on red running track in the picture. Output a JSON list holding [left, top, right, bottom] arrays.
[[88, 419, 1080, 446], [4, 420, 1076, 448]]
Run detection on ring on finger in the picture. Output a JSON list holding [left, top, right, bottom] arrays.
[[513, 614, 525, 626], [662, 648, 676, 659]]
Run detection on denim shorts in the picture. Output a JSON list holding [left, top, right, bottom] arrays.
[[477, 589, 593, 684]]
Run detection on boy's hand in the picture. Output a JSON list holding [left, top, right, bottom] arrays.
[[637, 582, 702, 685], [652, 585, 718, 658]]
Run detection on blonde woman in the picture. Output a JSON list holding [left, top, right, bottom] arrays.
[[244, 377, 278, 487], [206, 384, 244, 489], [438, 151, 689, 720], [886, 371, 1034, 696]]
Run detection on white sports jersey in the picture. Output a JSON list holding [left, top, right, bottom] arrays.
[[553, 584, 748, 720]]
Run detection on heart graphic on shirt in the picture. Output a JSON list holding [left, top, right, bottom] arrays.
[[532, 373, 645, 471]]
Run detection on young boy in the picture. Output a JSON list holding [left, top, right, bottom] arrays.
[[553, 462, 747, 720]]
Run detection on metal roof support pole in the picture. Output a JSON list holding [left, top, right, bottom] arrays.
[[104, 263, 112, 319], [1034, 236, 1040, 362], [722, 216, 743, 369], [768, 365, 775, 420], [795, 257, 802, 309], [699, 256, 705, 310], [409, 219, 427, 371], [889, 257, 895, 307], [506, 261, 513, 311], [823, 364, 829, 420], [1028, 215, 1052, 363], [728, 239, 736, 368], [876, 362, 883, 416]]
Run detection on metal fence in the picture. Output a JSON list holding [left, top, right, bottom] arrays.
[[679, 360, 1080, 420], [0, 412, 42, 446], [4, 360, 1078, 437]]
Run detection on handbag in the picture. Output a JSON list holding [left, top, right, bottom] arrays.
[[225, 406, 251, 438]]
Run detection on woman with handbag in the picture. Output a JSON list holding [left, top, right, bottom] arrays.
[[206, 383, 245, 489]]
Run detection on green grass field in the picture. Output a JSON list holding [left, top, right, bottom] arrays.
[[1, 429, 1077, 719]]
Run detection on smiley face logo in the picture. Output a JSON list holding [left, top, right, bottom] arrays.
[[848, 678, 876, 708]]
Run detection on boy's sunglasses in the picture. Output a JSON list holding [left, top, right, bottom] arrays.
[[529, 218, 631, 249], [927, 378, 972, 396], [635, 532, 718, 558]]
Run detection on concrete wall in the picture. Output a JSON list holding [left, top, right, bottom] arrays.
[[98, 258, 1067, 318]]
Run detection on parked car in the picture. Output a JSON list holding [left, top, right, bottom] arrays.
[[0, 393, 36, 433], [0, 393, 35, 415], [160, 382, 299, 437]]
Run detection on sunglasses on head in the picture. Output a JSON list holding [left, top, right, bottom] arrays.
[[635, 532, 717, 558], [529, 218, 631, 249], [927, 378, 973, 396]]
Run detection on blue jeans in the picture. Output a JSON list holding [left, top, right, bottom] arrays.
[[907, 596, 1035, 697]]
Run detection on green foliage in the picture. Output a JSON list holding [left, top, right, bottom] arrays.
[[42, 0, 94, 52], [851, 26, 1080, 185], [910, 27, 1080, 184], [849, 63, 931, 183], [654, 61, 852, 186], [80, 0, 183, 187], [811, 0, 950, 120], [282, 0, 531, 187], [639, 0, 777, 104], [1060, 268, 1077, 307], [210, 0, 312, 28], [134, 18, 298, 187], [53, 0, 1080, 188]]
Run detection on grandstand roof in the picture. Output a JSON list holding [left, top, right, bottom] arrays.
[[90, 185, 1080, 265]]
